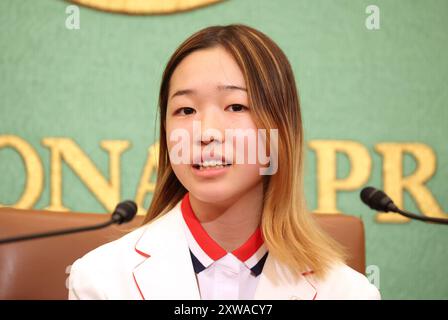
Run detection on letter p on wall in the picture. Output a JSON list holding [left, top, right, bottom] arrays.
[[308, 140, 447, 221], [308, 140, 371, 214]]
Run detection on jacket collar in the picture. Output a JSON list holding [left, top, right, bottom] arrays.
[[181, 192, 268, 275], [132, 200, 317, 300], [133, 202, 200, 300]]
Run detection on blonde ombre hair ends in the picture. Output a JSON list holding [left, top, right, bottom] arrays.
[[143, 24, 346, 279]]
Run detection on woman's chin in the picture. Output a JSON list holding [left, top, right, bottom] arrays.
[[188, 186, 238, 204]]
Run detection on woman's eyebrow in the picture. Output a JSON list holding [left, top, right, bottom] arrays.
[[218, 84, 247, 92], [170, 85, 247, 100]]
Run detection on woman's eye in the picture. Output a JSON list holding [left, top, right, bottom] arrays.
[[174, 107, 196, 115], [226, 104, 248, 112]]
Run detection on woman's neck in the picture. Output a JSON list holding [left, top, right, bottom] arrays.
[[189, 182, 264, 252]]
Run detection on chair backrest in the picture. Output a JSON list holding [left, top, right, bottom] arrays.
[[0, 207, 365, 299]]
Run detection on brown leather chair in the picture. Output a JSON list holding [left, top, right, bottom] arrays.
[[0, 207, 365, 300]]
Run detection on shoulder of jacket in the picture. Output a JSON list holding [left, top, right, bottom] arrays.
[[69, 206, 182, 272], [68, 225, 147, 288], [316, 263, 381, 300], [80, 225, 146, 262], [68, 223, 159, 299], [68, 206, 182, 299]]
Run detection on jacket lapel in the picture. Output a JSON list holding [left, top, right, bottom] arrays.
[[132, 204, 200, 300], [254, 254, 317, 300]]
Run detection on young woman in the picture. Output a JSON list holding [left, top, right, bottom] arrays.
[[68, 24, 380, 300]]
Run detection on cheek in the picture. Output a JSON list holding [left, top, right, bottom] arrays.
[[170, 163, 192, 192], [234, 162, 263, 184], [166, 124, 195, 164], [231, 127, 269, 167]]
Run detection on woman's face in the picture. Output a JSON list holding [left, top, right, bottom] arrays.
[[166, 46, 266, 204]]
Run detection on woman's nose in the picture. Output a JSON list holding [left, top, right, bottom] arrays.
[[197, 108, 225, 145]]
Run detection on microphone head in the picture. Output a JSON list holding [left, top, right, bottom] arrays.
[[111, 200, 138, 224], [360, 186, 398, 212]]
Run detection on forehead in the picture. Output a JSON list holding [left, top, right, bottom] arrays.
[[169, 46, 246, 93]]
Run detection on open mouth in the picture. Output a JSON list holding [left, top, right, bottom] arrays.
[[192, 161, 233, 170]]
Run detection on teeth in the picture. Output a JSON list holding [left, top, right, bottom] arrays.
[[194, 160, 232, 170], [199, 164, 226, 170], [201, 160, 225, 167]]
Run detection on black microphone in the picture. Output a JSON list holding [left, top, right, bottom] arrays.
[[360, 186, 448, 225], [0, 200, 138, 245], [110, 200, 138, 224]]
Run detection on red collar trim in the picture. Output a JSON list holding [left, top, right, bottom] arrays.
[[181, 192, 264, 262]]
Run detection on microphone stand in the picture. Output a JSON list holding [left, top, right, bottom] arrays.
[[0, 219, 116, 245], [361, 186, 448, 225], [0, 200, 137, 245], [392, 207, 448, 225]]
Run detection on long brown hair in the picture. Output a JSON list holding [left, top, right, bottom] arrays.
[[143, 24, 345, 278]]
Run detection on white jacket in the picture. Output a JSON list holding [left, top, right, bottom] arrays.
[[68, 201, 381, 300]]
